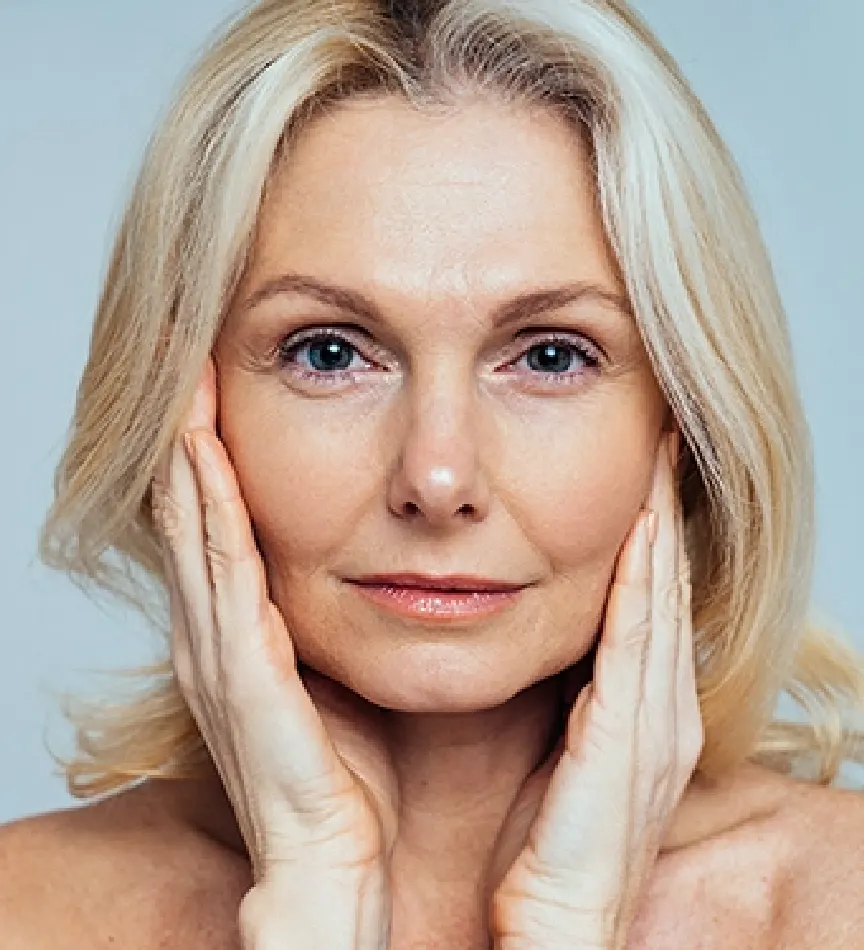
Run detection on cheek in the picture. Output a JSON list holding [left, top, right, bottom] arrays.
[[502, 407, 658, 571], [217, 382, 377, 570]]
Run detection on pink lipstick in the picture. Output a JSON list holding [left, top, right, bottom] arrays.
[[346, 574, 527, 621]]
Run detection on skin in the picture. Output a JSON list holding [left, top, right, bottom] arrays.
[[217, 97, 666, 721], [2, 90, 863, 950], [202, 94, 687, 944]]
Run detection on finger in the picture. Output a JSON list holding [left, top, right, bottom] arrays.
[[647, 432, 701, 797], [579, 436, 667, 743], [186, 429, 348, 790], [187, 355, 218, 432], [643, 431, 680, 738], [647, 433, 690, 827], [150, 439, 193, 692], [151, 357, 215, 513], [162, 537, 195, 694], [525, 509, 654, 874], [676, 524, 703, 768], [152, 361, 220, 689], [652, 432, 701, 769], [185, 431, 272, 660], [171, 398, 217, 655], [583, 498, 654, 762]]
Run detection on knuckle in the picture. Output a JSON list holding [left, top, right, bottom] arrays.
[[205, 541, 258, 589], [659, 581, 678, 616], [150, 480, 186, 542], [205, 538, 234, 583], [202, 500, 259, 584], [621, 617, 652, 651], [201, 499, 234, 566]]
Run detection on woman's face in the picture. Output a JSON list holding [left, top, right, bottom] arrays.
[[215, 95, 668, 712]]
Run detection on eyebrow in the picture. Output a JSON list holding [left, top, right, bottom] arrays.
[[238, 272, 633, 329]]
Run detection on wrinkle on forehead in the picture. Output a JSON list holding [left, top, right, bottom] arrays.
[[238, 95, 625, 347]]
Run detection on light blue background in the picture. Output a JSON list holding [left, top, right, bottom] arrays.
[[2, 1, 862, 822]]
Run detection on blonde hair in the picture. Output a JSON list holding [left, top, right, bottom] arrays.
[[41, 0, 864, 797]]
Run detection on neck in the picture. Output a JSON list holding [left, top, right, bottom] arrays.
[[385, 674, 566, 881], [168, 658, 595, 890]]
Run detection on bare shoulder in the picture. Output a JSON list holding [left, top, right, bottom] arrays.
[[632, 764, 864, 949], [0, 781, 251, 950], [631, 765, 794, 948], [770, 774, 864, 948]]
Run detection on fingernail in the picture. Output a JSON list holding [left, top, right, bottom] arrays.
[[622, 511, 652, 583], [646, 508, 658, 545]]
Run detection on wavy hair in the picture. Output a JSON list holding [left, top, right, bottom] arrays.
[[40, 0, 864, 797]]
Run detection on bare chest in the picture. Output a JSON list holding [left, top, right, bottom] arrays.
[[68, 800, 790, 950], [85, 869, 771, 950], [368, 853, 780, 950], [116, 839, 783, 950]]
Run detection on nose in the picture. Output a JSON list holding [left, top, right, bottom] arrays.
[[386, 383, 491, 529]]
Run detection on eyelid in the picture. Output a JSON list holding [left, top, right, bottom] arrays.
[[277, 325, 386, 366], [281, 324, 373, 346], [274, 324, 604, 378], [509, 327, 604, 358], [505, 330, 606, 368]]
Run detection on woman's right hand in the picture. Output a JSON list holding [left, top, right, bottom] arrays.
[[150, 357, 397, 946]]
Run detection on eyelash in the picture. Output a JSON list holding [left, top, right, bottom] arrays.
[[274, 327, 602, 388]]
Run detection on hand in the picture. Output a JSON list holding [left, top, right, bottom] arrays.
[[485, 430, 703, 950], [150, 358, 398, 946]]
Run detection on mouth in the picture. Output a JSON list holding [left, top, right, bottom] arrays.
[[344, 573, 530, 621], [349, 573, 527, 592]]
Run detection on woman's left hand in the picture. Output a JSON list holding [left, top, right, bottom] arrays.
[[485, 430, 703, 950]]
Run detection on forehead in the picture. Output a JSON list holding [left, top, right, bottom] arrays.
[[241, 95, 622, 310]]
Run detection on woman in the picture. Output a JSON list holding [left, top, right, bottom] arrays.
[[3, 0, 864, 946]]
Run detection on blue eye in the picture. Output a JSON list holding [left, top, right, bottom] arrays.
[[525, 342, 580, 374], [274, 328, 602, 391], [515, 338, 600, 378], [304, 338, 357, 372], [277, 332, 370, 378]]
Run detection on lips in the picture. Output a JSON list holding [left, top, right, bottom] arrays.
[[347, 573, 527, 593], [345, 573, 529, 621]]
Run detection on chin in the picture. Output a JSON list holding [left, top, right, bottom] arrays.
[[325, 647, 549, 714]]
